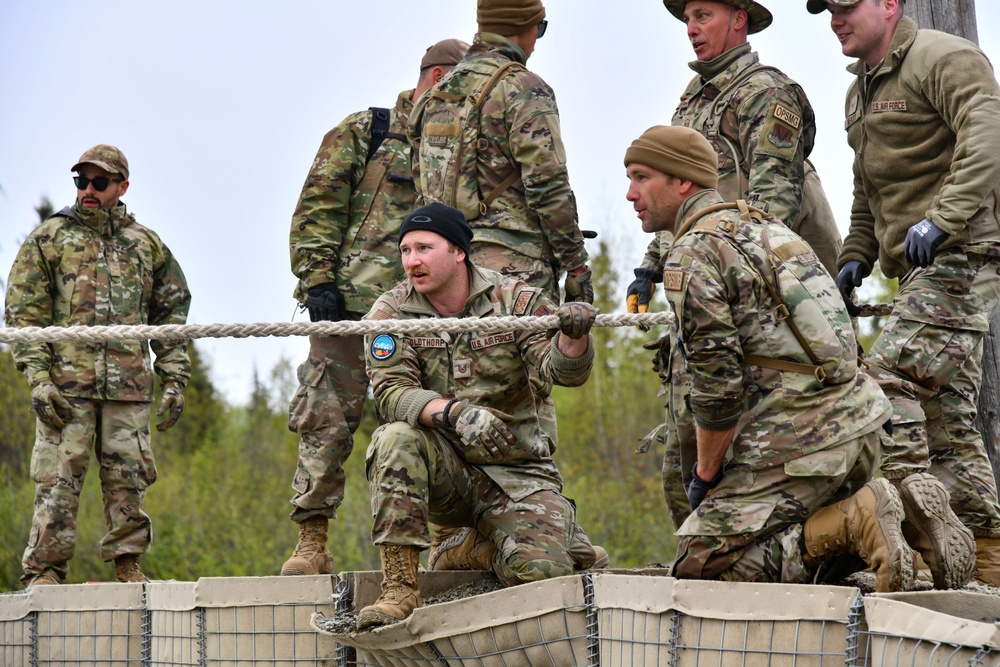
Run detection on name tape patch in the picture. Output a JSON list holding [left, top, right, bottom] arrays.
[[872, 100, 907, 113], [471, 332, 515, 350], [409, 337, 446, 348]]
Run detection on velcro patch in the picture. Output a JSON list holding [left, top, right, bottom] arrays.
[[534, 304, 554, 317], [663, 269, 687, 292], [409, 337, 446, 348], [471, 332, 515, 350], [369, 309, 393, 321], [513, 289, 536, 316], [773, 103, 802, 130], [872, 100, 907, 113], [369, 334, 397, 361], [773, 239, 815, 261]]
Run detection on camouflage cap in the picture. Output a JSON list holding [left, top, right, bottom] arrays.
[[478, 0, 546, 37], [420, 38, 471, 70], [71, 144, 129, 179], [663, 0, 773, 34], [806, 0, 858, 14]]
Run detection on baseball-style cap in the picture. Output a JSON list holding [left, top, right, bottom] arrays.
[[71, 144, 129, 179], [806, 0, 859, 14], [663, 0, 773, 34], [420, 38, 471, 69]]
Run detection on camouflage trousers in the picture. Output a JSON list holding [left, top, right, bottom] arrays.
[[468, 241, 559, 450], [671, 427, 882, 583], [366, 421, 598, 585], [286, 331, 367, 523], [22, 399, 155, 585], [866, 245, 1000, 537]]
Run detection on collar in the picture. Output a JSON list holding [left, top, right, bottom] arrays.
[[395, 89, 415, 123], [470, 32, 528, 65], [847, 15, 917, 78], [69, 202, 129, 236], [673, 190, 726, 240], [689, 43, 755, 86], [399, 265, 498, 317]]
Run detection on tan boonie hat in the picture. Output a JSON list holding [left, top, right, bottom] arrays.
[[624, 125, 719, 190], [71, 144, 129, 180], [420, 38, 471, 70], [663, 0, 773, 34], [477, 0, 546, 37], [806, 0, 858, 13]]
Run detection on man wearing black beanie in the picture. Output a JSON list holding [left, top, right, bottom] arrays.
[[356, 202, 607, 630]]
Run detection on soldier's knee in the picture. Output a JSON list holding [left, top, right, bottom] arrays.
[[495, 545, 576, 586]]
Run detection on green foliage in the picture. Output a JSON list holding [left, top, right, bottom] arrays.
[[0, 250, 676, 590]]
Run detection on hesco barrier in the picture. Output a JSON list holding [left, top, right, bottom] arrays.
[[1, 572, 999, 667]]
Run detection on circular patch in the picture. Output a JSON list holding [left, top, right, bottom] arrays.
[[370, 334, 397, 361]]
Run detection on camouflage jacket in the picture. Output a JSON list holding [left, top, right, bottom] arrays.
[[661, 190, 890, 471], [5, 203, 191, 401], [364, 266, 593, 500], [640, 45, 815, 273], [408, 33, 588, 273], [289, 90, 415, 315], [840, 16, 1000, 279]]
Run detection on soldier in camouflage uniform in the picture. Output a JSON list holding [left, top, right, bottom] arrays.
[[625, 125, 975, 591], [808, 0, 1000, 587], [356, 203, 606, 630], [283, 39, 469, 576], [408, 0, 592, 305], [5, 145, 191, 587]]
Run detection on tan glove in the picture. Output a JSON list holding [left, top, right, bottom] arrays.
[[447, 400, 516, 461], [156, 381, 185, 432], [31, 379, 71, 430], [556, 302, 598, 339]]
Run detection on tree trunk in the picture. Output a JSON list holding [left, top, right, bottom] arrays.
[[905, 0, 1000, 486]]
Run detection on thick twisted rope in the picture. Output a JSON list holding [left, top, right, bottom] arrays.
[[0, 312, 673, 344]]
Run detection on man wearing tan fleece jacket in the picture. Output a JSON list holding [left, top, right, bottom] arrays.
[[808, 0, 1000, 587]]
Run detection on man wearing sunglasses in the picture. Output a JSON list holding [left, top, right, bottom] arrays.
[[283, 38, 469, 577], [5, 144, 191, 587]]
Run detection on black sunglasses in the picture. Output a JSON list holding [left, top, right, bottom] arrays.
[[73, 175, 122, 192], [537, 19, 548, 38]]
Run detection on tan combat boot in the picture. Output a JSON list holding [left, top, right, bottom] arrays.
[[803, 478, 914, 593], [428, 526, 496, 571], [114, 554, 149, 583], [281, 516, 334, 576], [25, 571, 61, 588], [898, 473, 975, 589], [357, 545, 422, 630], [974, 537, 1000, 587]]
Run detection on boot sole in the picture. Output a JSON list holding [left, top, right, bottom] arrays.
[[899, 473, 975, 589], [867, 478, 916, 593]]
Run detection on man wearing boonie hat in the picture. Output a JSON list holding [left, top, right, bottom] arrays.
[[625, 0, 842, 325], [7, 144, 192, 587], [624, 124, 974, 592], [355, 203, 606, 630], [408, 0, 592, 306], [807, 0, 1000, 589], [282, 38, 469, 577]]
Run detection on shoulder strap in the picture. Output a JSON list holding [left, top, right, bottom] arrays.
[[366, 107, 407, 164]]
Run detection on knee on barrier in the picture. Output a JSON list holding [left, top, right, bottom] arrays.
[[494, 548, 576, 586]]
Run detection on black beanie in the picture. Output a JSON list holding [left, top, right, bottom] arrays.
[[399, 202, 474, 257]]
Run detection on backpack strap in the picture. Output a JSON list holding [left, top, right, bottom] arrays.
[[471, 61, 525, 216], [366, 107, 408, 164], [676, 200, 834, 383]]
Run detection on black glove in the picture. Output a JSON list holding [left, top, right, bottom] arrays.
[[834, 261, 870, 318], [687, 462, 724, 511], [305, 283, 346, 322], [904, 218, 948, 268], [627, 268, 662, 332]]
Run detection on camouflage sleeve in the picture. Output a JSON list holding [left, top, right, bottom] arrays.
[[925, 48, 1000, 235], [506, 78, 588, 273], [511, 286, 593, 386], [4, 232, 56, 385], [147, 234, 192, 387], [638, 232, 673, 272], [737, 86, 807, 225], [839, 157, 879, 271], [288, 111, 370, 302], [668, 237, 745, 430]]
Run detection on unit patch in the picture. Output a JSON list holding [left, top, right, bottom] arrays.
[[370, 334, 397, 361], [453, 358, 472, 379], [767, 124, 795, 149], [513, 289, 537, 316], [471, 332, 515, 350], [663, 269, 687, 292], [772, 103, 801, 130]]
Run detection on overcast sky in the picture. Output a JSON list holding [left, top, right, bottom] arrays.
[[3, 1, 999, 405]]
